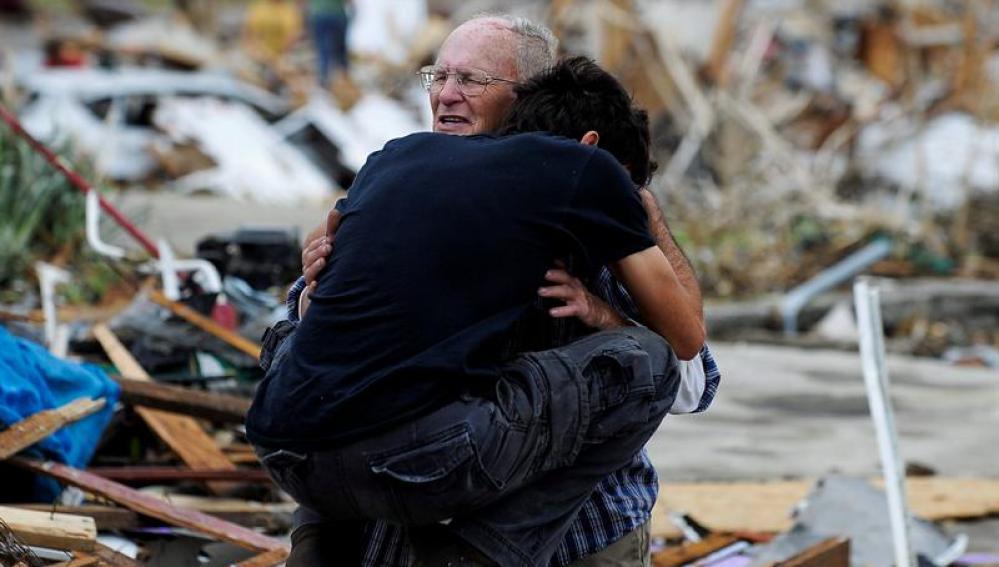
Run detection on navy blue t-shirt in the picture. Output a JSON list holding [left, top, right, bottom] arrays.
[[246, 132, 654, 450]]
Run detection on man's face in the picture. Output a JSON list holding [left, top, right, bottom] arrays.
[[431, 20, 519, 135]]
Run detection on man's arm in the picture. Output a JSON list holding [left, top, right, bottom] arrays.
[[612, 246, 705, 360], [638, 188, 703, 323]]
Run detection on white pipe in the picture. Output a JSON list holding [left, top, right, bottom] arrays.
[[85, 190, 126, 259], [157, 239, 182, 301], [154, 239, 223, 300], [34, 262, 71, 352], [854, 277, 916, 567]]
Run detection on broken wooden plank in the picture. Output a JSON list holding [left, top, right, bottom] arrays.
[[233, 547, 290, 567], [92, 323, 237, 493], [149, 290, 261, 360], [0, 309, 43, 323], [0, 505, 97, 552], [88, 466, 270, 484], [14, 502, 292, 532], [703, 0, 745, 86], [11, 458, 288, 554], [78, 543, 143, 567], [655, 477, 999, 535], [652, 534, 739, 567], [776, 537, 849, 567], [47, 556, 100, 567], [112, 376, 251, 424], [0, 398, 106, 460], [12, 505, 140, 531]]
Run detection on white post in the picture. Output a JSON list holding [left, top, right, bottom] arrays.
[[854, 277, 916, 567], [34, 262, 71, 354]]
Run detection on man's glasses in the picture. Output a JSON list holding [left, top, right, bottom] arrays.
[[418, 65, 518, 97]]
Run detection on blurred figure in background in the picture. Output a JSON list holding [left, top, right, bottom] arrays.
[[308, 0, 351, 89], [243, 0, 302, 68]]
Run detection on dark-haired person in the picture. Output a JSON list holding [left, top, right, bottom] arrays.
[[247, 57, 704, 567], [280, 15, 720, 567]]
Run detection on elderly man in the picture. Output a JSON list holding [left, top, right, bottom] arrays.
[[280, 15, 720, 567]]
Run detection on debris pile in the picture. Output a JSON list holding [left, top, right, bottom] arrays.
[[0, 0, 996, 563], [544, 0, 999, 354]]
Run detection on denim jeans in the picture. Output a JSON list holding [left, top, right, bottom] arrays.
[[310, 13, 349, 86], [256, 327, 680, 567]]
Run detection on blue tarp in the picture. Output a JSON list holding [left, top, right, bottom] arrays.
[[0, 325, 119, 500]]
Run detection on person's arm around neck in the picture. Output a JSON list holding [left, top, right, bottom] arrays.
[[611, 246, 705, 360], [638, 188, 704, 326]]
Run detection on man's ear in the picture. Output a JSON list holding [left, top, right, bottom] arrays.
[[580, 130, 599, 146]]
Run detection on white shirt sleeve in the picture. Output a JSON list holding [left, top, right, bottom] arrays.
[[669, 352, 706, 414]]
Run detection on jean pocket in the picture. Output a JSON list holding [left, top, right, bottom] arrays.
[[368, 425, 475, 486], [367, 424, 498, 523], [578, 341, 657, 442], [259, 448, 310, 501]]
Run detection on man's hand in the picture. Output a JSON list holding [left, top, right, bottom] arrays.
[[302, 208, 342, 286], [538, 268, 629, 330], [299, 208, 342, 318]]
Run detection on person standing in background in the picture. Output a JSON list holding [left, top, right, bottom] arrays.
[[309, 0, 351, 89], [243, 0, 302, 68]]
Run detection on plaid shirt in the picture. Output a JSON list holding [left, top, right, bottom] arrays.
[[284, 270, 720, 566]]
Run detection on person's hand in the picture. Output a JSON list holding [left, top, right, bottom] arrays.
[[301, 208, 342, 286], [299, 281, 317, 319], [538, 268, 628, 330]]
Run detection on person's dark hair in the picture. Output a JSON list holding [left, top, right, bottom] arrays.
[[499, 56, 656, 186]]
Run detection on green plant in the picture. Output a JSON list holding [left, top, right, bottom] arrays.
[[0, 121, 123, 301]]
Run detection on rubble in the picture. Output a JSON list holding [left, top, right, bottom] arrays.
[[1, 0, 997, 563]]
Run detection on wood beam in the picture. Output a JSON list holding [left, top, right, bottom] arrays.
[[0, 398, 105, 460], [148, 290, 261, 360], [92, 324, 237, 494], [112, 377, 250, 425], [11, 458, 288, 554], [653, 534, 739, 567], [87, 466, 269, 484], [0, 505, 96, 551], [777, 537, 849, 567]]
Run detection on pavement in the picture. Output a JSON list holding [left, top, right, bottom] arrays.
[[648, 342, 998, 481], [648, 341, 998, 552]]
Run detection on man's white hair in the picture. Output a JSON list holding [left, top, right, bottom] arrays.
[[466, 13, 558, 81]]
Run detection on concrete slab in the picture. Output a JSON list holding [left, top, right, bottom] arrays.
[[649, 342, 998, 481]]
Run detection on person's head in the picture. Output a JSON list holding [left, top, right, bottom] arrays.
[[500, 56, 655, 186], [424, 15, 557, 135]]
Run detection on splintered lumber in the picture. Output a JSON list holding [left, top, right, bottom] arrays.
[[11, 458, 288, 554], [655, 478, 999, 535], [112, 377, 251, 424], [88, 466, 270, 484], [0, 505, 97, 551], [13, 505, 140, 531], [143, 494, 294, 532], [74, 543, 144, 567], [0, 398, 106, 460], [652, 534, 739, 567], [14, 502, 292, 532], [92, 324, 236, 493], [47, 557, 99, 567], [777, 537, 849, 567], [703, 0, 745, 85], [233, 547, 290, 567], [149, 290, 261, 360]]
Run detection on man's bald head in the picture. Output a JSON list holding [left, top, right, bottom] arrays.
[[451, 14, 558, 81], [430, 15, 557, 135]]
